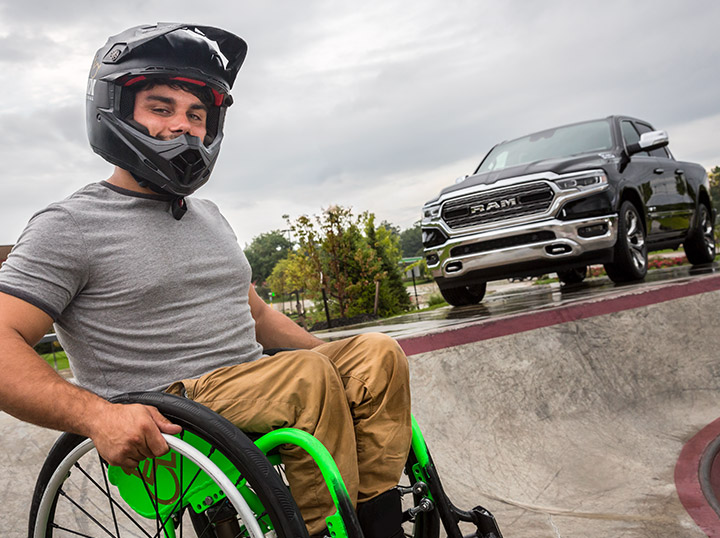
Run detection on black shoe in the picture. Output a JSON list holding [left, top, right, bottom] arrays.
[[356, 489, 403, 538]]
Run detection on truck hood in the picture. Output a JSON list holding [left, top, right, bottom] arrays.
[[428, 152, 617, 204]]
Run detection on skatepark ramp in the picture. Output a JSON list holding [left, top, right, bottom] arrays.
[[399, 274, 720, 537]]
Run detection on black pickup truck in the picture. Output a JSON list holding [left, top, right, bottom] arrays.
[[421, 115, 716, 306]]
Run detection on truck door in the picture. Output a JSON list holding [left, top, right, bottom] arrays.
[[620, 120, 663, 237], [635, 122, 693, 235]]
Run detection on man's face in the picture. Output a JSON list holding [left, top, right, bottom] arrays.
[[132, 84, 208, 142]]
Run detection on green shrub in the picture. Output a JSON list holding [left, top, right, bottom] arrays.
[[426, 293, 447, 307]]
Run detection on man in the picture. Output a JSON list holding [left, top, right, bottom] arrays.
[[0, 23, 410, 538]]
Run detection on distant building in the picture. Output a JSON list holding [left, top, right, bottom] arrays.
[[0, 245, 13, 266], [399, 257, 423, 279]]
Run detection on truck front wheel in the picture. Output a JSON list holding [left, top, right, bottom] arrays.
[[604, 200, 648, 283], [683, 203, 716, 265], [557, 266, 587, 285], [439, 282, 487, 306]]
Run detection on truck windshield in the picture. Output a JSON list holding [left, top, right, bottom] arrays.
[[475, 119, 613, 174]]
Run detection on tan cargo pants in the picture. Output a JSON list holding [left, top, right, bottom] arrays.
[[165, 332, 412, 533]]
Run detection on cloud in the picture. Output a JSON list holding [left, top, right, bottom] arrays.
[[1, 0, 720, 246]]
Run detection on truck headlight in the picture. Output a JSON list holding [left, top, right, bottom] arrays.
[[422, 204, 441, 220], [553, 171, 607, 191], [422, 228, 448, 248]]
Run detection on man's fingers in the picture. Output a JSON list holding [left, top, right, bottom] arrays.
[[91, 403, 182, 466], [143, 406, 182, 457], [141, 424, 171, 458], [148, 406, 182, 435]]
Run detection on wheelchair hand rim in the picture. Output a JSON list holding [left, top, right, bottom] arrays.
[[32, 434, 265, 538]]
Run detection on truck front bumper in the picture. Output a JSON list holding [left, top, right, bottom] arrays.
[[425, 214, 618, 285]]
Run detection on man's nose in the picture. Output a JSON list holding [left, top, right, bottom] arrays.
[[169, 114, 191, 134]]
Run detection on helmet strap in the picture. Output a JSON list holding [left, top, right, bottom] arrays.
[[171, 197, 188, 220], [130, 172, 188, 221]]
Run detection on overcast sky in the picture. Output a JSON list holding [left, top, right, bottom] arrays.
[[1, 0, 719, 247]]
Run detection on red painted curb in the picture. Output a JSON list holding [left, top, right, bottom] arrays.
[[675, 417, 720, 537], [398, 273, 720, 356]]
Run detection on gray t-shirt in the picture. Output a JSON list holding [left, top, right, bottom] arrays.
[[0, 182, 262, 398]]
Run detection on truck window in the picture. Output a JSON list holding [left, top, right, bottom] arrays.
[[476, 119, 612, 174]]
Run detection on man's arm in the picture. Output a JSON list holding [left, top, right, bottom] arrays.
[[248, 285, 325, 350], [0, 292, 180, 471]]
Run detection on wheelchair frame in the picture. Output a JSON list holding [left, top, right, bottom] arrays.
[[28, 392, 501, 538]]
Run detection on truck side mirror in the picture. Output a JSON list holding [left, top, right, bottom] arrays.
[[626, 130, 669, 156]]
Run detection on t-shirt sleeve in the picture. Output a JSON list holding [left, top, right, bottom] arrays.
[[0, 206, 89, 320]]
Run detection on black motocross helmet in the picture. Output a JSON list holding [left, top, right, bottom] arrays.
[[86, 23, 247, 199]]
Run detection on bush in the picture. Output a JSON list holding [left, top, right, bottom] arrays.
[[426, 293, 447, 307]]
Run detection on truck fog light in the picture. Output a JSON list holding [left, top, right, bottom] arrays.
[[578, 223, 608, 238], [545, 243, 572, 255]]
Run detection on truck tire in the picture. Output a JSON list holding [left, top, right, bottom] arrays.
[[683, 204, 716, 265], [439, 283, 487, 306], [557, 266, 587, 285], [604, 200, 648, 283]]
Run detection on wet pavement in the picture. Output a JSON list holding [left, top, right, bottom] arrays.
[[314, 260, 720, 340]]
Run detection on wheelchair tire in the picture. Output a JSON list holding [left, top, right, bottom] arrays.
[[403, 451, 440, 538], [28, 392, 309, 538]]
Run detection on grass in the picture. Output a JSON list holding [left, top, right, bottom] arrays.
[[403, 278, 433, 288], [40, 351, 69, 371]]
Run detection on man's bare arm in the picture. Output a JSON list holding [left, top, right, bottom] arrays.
[[248, 285, 325, 350], [0, 292, 180, 470]]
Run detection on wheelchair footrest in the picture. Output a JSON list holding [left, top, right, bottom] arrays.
[[458, 505, 503, 538]]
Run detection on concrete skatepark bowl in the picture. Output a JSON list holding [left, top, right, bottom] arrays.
[[2, 272, 720, 536]]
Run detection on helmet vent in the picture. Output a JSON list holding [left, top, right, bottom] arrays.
[[171, 149, 205, 185]]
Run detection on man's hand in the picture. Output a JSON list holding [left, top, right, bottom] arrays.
[[87, 403, 182, 472]]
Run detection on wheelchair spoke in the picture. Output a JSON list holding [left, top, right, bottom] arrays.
[[179, 448, 184, 538], [99, 457, 122, 537], [72, 460, 155, 538], [57, 487, 119, 538], [156, 456, 208, 535], [139, 439, 240, 538], [136, 461, 166, 537], [153, 459, 161, 536], [50, 523, 99, 537]]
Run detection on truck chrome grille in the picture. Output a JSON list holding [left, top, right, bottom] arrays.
[[442, 182, 554, 229]]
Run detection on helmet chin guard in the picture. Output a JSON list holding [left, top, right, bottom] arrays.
[[86, 23, 247, 203]]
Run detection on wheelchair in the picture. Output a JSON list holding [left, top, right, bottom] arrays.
[[28, 391, 502, 538]]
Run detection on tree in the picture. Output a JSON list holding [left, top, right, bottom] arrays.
[[243, 230, 292, 284], [359, 215, 411, 317], [380, 220, 401, 238], [399, 223, 424, 258], [709, 166, 720, 211], [270, 206, 411, 320]]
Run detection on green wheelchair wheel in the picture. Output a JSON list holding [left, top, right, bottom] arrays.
[[28, 392, 307, 538]]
